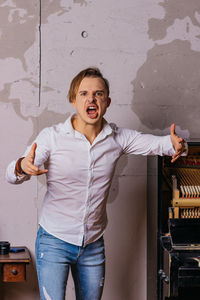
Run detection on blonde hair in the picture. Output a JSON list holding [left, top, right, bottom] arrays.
[[68, 67, 110, 103]]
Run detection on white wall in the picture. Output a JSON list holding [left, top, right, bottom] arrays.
[[0, 0, 199, 299]]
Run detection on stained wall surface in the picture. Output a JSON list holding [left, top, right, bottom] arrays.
[[0, 0, 199, 299]]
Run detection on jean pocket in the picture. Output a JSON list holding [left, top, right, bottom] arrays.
[[37, 226, 53, 238]]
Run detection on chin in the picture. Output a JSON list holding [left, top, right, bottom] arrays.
[[87, 116, 102, 124]]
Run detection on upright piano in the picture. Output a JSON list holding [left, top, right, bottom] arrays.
[[157, 142, 200, 300]]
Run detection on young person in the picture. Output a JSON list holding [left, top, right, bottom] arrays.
[[6, 67, 187, 300]]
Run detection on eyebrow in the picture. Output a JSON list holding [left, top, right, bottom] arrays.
[[95, 90, 105, 93], [79, 89, 105, 93]]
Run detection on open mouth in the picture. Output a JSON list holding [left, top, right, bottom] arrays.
[[86, 106, 98, 119]]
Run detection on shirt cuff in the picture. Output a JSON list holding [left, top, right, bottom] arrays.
[[5, 160, 30, 184], [162, 135, 175, 156]]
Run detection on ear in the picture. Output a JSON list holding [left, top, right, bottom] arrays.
[[106, 97, 111, 107], [71, 100, 76, 108]]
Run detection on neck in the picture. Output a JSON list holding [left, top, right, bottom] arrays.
[[72, 117, 103, 144]]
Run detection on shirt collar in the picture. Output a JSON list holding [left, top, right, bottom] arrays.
[[63, 113, 76, 135], [63, 113, 113, 139]]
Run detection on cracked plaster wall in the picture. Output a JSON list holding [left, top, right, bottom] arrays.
[[0, 0, 200, 299]]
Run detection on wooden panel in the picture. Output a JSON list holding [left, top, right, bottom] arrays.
[[0, 247, 30, 263], [3, 263, 26, 282]]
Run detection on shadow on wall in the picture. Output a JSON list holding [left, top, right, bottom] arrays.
[[0, 0, 71, 70], [106, 162, 147, 300], [132, 0, 200, 137], [132, 39, 200, 136]]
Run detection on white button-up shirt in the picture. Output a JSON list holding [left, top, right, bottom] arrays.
[[6, 114, 175, 246]]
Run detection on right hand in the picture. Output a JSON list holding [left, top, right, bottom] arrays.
[[21, 143, 48, 176]]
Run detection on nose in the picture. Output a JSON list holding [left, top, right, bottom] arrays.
[[87, 93, 95, 103]]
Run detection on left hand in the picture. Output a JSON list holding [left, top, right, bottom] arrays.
[[170, 124, 186, 163]]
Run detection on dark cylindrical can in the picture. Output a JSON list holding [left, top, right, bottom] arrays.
[[0, 241, 10, 255]]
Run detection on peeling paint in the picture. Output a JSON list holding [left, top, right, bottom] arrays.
[[132, 40, 200, 134], [41, 1, 71, 22], [132, 0, 200, 137], [0, 80, 69, 143], [0, 1, 39, 70], [186, 22, 190, 33], [0, 0, 71, 100], [73, 0, 88, 6], [148, 0, 200, 41]]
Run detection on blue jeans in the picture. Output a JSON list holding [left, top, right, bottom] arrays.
[[35, 226, 105, 300]]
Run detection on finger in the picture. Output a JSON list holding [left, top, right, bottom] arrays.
[[175, 142, 185, 154], [171, 157, 179, 163], [29, 169, 48, 176], [174, 145, 183, 152], [175, 147, 184, 155], [170, 123, 176, 136], [171, 154, 181, 163], [26, 168, 48, 176], [36, 169, 48, 176], [171, 147, 183, 160], [28, 142, 37, 161], [176, 136, 183, 142], [27, 164, 40, 174], [171, 151, 180, 159]]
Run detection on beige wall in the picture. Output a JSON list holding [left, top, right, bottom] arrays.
[[0, 0, 199, 299]]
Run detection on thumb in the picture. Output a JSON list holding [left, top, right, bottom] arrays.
[[170, 123, 176, 136], [28, 142, 37, 161]]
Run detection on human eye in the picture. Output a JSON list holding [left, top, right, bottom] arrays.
[[80, 91, 87, 96], [95, 91, 104, 97]]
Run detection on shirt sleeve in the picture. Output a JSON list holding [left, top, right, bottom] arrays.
[[116, 127, 177, 156], [5, 127, 51, 184]]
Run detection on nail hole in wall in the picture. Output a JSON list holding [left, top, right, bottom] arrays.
[[81, 31, 88, 38]]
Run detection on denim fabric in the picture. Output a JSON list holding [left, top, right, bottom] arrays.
[[35, 226, 105, 300]]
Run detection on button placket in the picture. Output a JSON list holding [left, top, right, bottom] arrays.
[[83, 143, 95, 241]]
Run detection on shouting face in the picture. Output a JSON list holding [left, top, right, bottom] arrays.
[[71, 76, 111, 129]]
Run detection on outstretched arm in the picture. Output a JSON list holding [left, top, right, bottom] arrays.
[[170, 124, 187, 163]]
